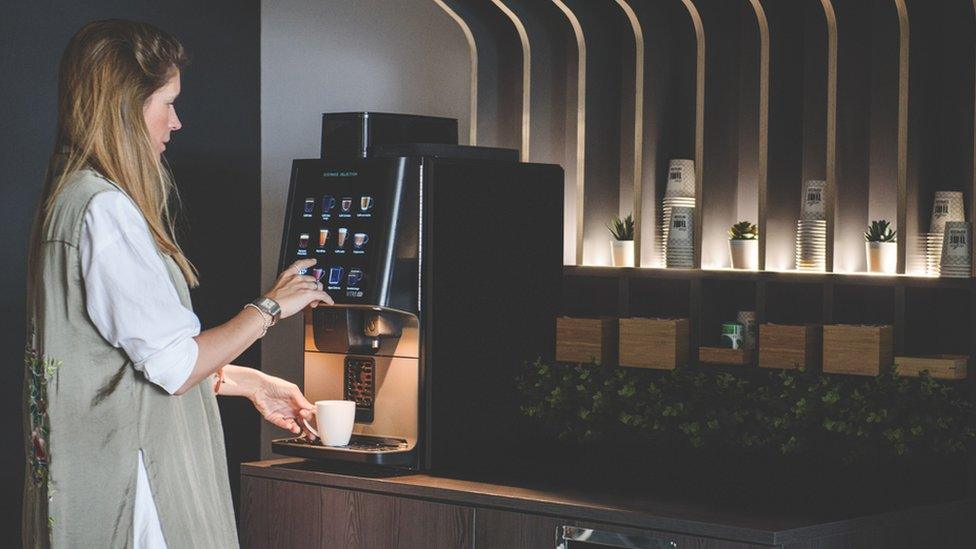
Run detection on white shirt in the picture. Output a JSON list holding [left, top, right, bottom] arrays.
[[80, 190, 201, 549]]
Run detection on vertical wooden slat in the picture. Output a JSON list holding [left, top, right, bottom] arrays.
[[822, 0, 838, 272], [491, 0, 531, 160], [679, 0, 706, 269], [748, 0, 770, 271], [894, 0, 909, 274], [432, 0, 479, 145], [615, 0, 645, 269], [552, 0, 587, 266]]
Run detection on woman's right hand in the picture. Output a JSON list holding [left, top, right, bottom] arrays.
[[264, 259, 334, 319]]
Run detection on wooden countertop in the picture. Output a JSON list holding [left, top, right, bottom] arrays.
[[241, 458, 975, 546]]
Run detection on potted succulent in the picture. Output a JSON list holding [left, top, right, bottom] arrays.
[[865, 220, 897, 274], [608, 214, 635, 267], [728, 221, 759, 269]]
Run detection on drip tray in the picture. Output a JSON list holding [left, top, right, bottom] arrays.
[[272, 434, 416, 467]]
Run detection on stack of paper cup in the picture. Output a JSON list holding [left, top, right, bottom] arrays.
[[930, 191, 965, 233], [661, 159, 696, 263], [666, 206, 695, 268], [795, 180, 827, 271], [921, 191, 966, 276], [940, 221, 972, 278], [918, 232, 943, 276]]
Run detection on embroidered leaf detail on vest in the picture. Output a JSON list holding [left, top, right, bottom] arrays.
[[25, 340, 61, 488]]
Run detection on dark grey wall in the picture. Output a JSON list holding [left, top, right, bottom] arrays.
[[0, 1, 261, 538]]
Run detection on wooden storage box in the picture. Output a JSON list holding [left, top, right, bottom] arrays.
[[618, 318, 689, 370], [758, 324, 822, 370], [822, 324, 894, 376], [556, 317, 617, 365], [698, 346, 753, 366], [894, 355, 969, 380]]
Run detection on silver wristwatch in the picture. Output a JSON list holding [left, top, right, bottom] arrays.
[[250, 297, 281, 326]]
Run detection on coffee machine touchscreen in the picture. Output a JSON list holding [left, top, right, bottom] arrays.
[[283, 163, 385, 304]]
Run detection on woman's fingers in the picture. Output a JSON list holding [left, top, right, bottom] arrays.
[[286, 258, 317, 274]]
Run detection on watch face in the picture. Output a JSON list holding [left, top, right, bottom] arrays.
[[256, 298, 280, 316]]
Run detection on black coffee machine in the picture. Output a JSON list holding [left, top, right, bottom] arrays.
[[273, 112, 563, 471]]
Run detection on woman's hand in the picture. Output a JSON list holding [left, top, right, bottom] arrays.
[[246, 370, 317, 439], [265, 258, 334, 319]]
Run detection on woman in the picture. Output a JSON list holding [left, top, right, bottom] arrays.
[[23, 19, 331, 548]]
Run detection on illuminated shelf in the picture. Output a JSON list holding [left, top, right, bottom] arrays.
[[564, 265, 974, 289]]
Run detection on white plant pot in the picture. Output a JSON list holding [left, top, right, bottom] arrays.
[[728, 239, 758, 270], [610, 240, 634, 267], [866, 241, 896, 274]]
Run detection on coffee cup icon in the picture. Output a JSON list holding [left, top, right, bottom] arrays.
[[353, 232, 368, 250], [341, 197, 353, 212], [322, 195, 336, 212], [303, 198, 315, 215], [311, 268, 325, 281], [360, 196, 373, 211], [298, 233, 310, 250], [337, 228, 348, 248], [318, 229, 329, 248], [347, 268, 364, 287]]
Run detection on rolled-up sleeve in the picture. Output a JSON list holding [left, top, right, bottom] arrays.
[[80, 191, 199, 394]]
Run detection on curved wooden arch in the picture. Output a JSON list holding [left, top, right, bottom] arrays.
[[679, 0, 705, 267], [432, 0, 479, 145], [613, 0, 645, 267], [491, 0, 531, 161], [894, 0, 909, 274], [747, 0, 770, 269], [821, 0, 838, 273], [551, 0, 587, 264]]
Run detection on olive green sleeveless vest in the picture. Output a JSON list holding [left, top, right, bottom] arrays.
[[23, 170, 238, 548]]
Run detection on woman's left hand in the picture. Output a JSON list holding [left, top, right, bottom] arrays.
[[248, 373, 316, 439]]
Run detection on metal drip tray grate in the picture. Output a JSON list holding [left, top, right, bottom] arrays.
[[288, 435, 408, 452], [272, 434, 416, 466]]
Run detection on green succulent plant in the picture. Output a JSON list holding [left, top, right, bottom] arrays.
[[608, 214, 635, 241], [728, 221, 758, 241], [865, 220, 896, 242]]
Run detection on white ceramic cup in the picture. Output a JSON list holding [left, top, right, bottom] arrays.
[[303, 400, 356, 446]]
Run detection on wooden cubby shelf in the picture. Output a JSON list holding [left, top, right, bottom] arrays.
[[562, 264, 975, 379]]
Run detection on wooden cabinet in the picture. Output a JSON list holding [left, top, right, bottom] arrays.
[[239, 462, 976, 549], [242, 477, 473, 548], [475, 508, 565, 549]]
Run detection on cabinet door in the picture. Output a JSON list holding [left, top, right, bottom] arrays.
[[241, 476, 323, 549], [321, 487, 474, 548], [475, 508, 566, 548], [241, 476, 474, 549]]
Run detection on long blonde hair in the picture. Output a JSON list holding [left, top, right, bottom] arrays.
[[31, 19, 198, 287]]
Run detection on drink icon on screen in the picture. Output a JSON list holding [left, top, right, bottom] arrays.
[[311, 268, 325, 281], [337, 228, 348, 248], [341, 197, 353, 212], [328, 266, 344, 286], [298, 233, 310, 250], [360, 196, 373, 211], [322, 195, 336, 212], [318, 229, 329, 248], [297, 266, 308, 275], [347, 268, 364, 287], [353, 232, 368, 251], [303, 198, 315, 216]]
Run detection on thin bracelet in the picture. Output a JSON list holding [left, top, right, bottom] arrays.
[[243, 303, 272, 337], [213, 367, 225, 394]]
